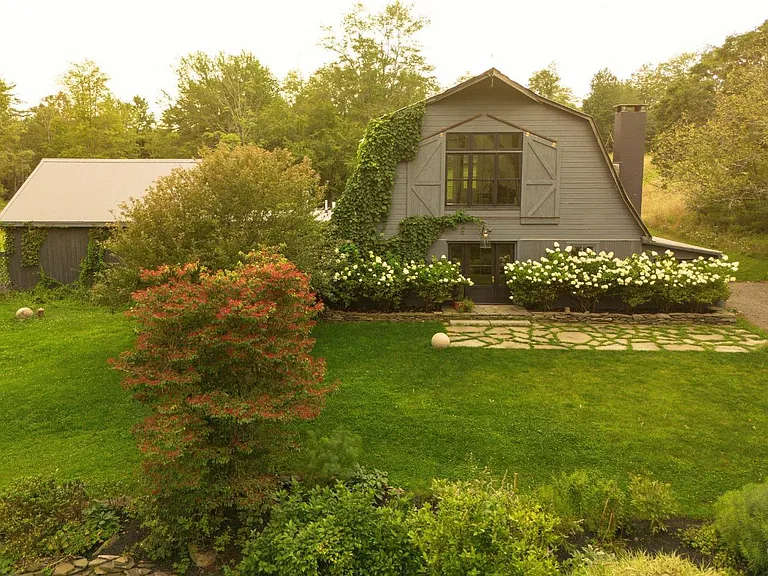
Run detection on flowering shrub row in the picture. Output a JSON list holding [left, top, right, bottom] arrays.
[[329, 244, 473, 310], [504, 244, 738, 311]]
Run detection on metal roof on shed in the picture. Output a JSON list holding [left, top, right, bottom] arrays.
[[0, 158, 197, 227]]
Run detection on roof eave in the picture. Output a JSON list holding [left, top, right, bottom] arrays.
[[642, 236, 723, 257]]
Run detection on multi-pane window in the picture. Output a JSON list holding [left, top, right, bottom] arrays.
[[446, 132, 523, 207]]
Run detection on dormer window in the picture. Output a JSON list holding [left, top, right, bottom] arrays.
[[445, 132, 523, 208]]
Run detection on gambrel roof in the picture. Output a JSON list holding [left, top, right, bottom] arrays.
[[426, 68, 651, 237]]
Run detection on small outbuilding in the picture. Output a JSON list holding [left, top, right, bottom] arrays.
[[0, 158, 196, 289]]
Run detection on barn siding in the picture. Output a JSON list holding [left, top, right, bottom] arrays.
[[8, 227, 90, 290], [425, 235, 642, 262], [383, 83, 645, 260]]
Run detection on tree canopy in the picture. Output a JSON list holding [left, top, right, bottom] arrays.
[[527, 62, 577, 107], [160, 51, 283, 156], [581, 68, 637, 148]]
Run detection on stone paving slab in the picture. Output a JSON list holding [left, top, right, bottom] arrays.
[[444, 320, 766, 352]]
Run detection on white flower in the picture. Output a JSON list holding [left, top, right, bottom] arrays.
[[553, 242, 560, 248]]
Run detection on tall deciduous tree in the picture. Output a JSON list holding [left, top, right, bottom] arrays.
[[527, 62, 577, 107], [581, 68, 638, 149], [0, 78, 33, 199], [286, 1, 438, 199], [649, 20, 768, 137], [655, 58, 768, 232], [160, 51, 284, 156], [630, 52, 697, 141], [22, 61, 148, 161]]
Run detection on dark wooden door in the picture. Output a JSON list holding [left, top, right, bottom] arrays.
[[448, 243, 515, 303]]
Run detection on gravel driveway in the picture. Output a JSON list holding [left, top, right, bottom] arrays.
[[728, 282, 768, 331]]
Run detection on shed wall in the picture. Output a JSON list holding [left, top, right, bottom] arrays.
[[7, 227, 90, 290]]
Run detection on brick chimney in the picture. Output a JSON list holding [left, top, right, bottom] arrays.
[[612, 104, 647, 213]]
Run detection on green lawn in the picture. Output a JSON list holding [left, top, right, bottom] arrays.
[[308, 322, 768, 517], [0, 297, 147, 490], [1, 299, 767, 517]]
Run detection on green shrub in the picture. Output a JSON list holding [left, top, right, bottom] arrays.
[[627, 473, 677, 533], [409, 477, 563, 576], [299, 429, 362, 486], [0, 475, 121, 569], [237, 482, 421, 575], [110, 250, 332, 556], [454, 298, 475, 313], [537, 470, 626, 540], [571, 550, 729, 576], [714, 480, 768, 573], [680, 523, 743, 572], [96, 144, 327, 306]]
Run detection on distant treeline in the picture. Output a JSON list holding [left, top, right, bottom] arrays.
[[0, 5, 765, 231]]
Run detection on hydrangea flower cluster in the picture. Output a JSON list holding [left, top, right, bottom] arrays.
[[503, 243, 738, 311], [330, 244, 472, 310]]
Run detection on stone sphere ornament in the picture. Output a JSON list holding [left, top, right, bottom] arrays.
[[15, 307, 34, 320], [431, 332, 450, 349]]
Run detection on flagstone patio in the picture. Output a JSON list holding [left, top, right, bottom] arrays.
[[445, 319, 767, 352]]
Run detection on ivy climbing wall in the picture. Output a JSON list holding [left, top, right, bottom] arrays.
[[4, 227, 91, 290], [331, 102, 481, 260]]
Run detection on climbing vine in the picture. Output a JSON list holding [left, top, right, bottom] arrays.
[[331, 102, 426, 251], [78, 227, 111, 287], [0, 226, 13, 287], [388, 211, 481, 261], [331, 102, 484, 261], [20, 226, 48, 268], [2, 226, 15, 257]]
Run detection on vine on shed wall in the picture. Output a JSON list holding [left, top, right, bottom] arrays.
[[0, 227, 13, 287], [78, 227, 111, 287], [20, 226, 48, 268]]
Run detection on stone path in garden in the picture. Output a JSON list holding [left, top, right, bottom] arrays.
[[446, 320, 767, 352]]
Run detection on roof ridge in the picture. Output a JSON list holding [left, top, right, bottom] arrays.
[[40, 158, 197, 163]]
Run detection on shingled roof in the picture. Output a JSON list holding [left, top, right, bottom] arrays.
[[0, 158, 197, 227]]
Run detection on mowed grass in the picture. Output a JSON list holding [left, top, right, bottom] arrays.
[[308, 322, 768, 517], [1, 300, 767, 518], [0, 297, 146, 489]]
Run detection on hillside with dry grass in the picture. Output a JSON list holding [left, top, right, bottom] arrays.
[[642, 156, 768, 281]]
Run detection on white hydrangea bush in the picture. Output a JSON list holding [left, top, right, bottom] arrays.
[[503, 243, 738, 311], [330, 244, 472, 310]]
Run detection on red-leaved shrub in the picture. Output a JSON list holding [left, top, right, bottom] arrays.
[[110, 250, 332, 551]]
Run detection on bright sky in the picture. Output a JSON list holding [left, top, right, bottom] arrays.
[[1, 0, 765, 111]]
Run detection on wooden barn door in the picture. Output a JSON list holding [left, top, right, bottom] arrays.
[[520, 134, 560, 224], [407, 134, 444, 217]]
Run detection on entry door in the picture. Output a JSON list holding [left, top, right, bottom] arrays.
[[448, 243, 515, 303]]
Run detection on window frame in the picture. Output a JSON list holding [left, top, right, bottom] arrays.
[[445, 132, 523, 209]]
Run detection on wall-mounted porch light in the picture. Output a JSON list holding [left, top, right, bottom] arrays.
[[481, 224, 491, 248]]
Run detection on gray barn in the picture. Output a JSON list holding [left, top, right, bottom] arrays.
[[380, 69, 719, 302], [0, 159, 196, 290]]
